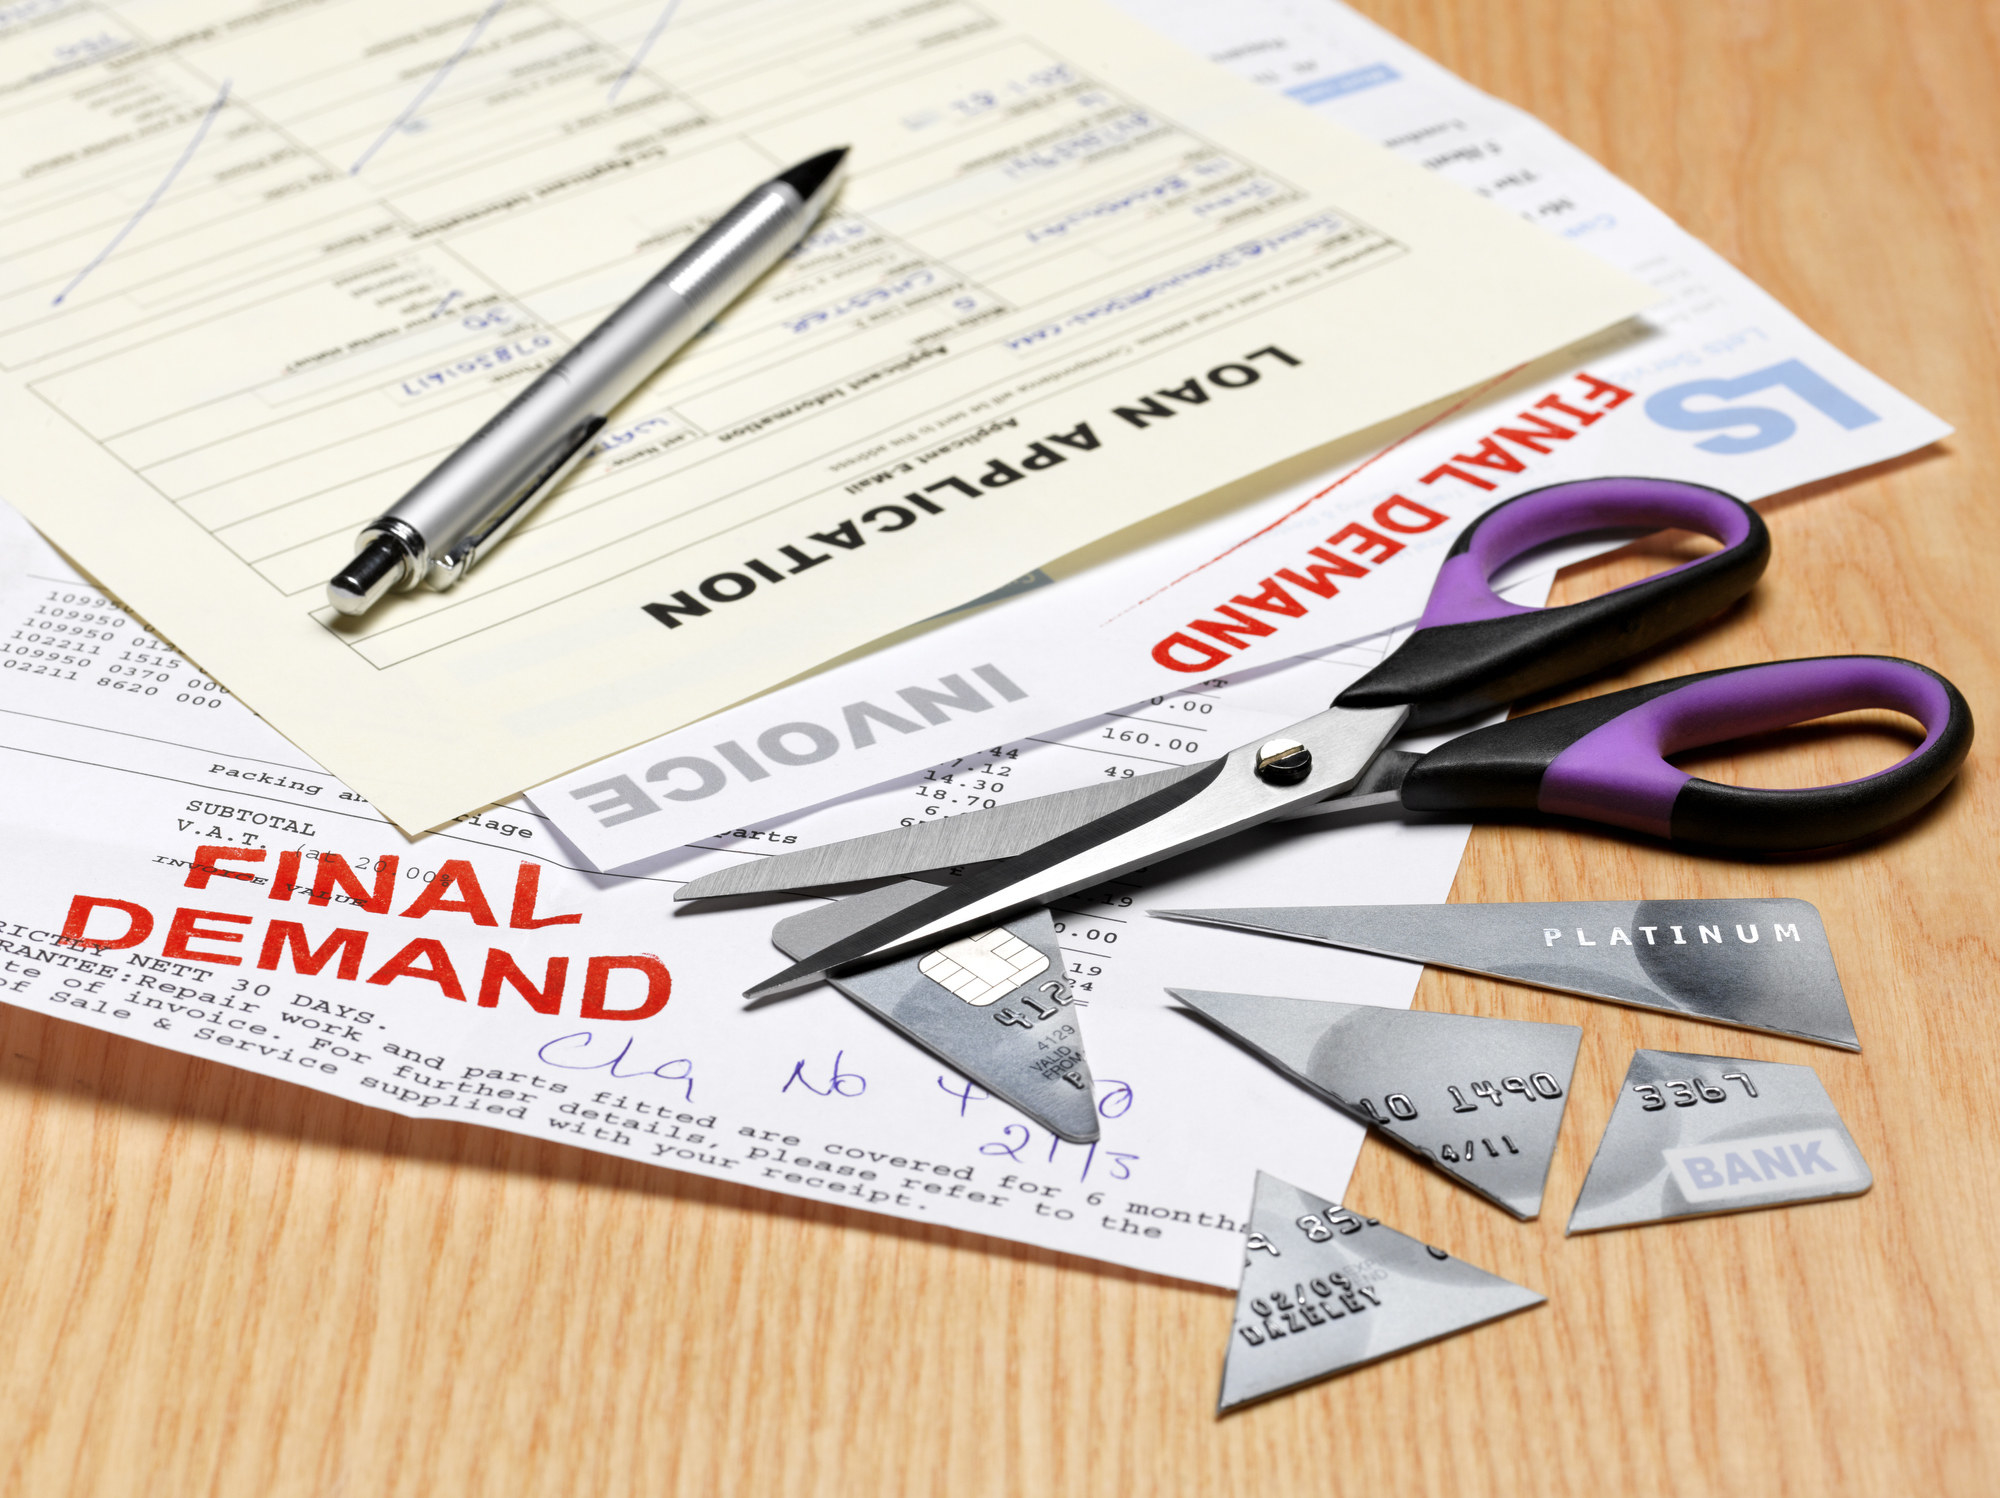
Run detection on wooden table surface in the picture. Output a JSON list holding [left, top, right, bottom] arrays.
[[5, 1, 1998, 1492]]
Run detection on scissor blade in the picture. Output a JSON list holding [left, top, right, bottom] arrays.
[[676, 763, 1203, 900], [1267, 747, 1419, 821], [743, 703, 1408, 1000]]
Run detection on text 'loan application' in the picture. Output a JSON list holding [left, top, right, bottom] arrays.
[[0, 0, 1650, 830]]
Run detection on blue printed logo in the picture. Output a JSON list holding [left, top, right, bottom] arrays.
[[1662, 1127, 1861, 1202], [1645, 359, 1880, 454]]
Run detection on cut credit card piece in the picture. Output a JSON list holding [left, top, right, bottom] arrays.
[[1567, 1050, 1871, 1234], [1219, 1172, 1543, 1412], [1171, 990, 1579, 1219], [773, 895, 1098, 1143], [1155, 899, 1857, 1049]]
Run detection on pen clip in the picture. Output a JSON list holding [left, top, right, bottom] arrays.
[[429, 413, 606, 588]]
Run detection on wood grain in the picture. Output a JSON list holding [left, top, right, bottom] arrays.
[[4, 1, 1998, 1491]]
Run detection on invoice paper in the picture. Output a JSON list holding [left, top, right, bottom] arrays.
[[0, 0, 1647, 834], [0, 500, 1529, 1287]]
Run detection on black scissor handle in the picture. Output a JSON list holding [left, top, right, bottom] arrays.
[[1337, 477, 1770, 722], [1395, 656, 1972, 851]]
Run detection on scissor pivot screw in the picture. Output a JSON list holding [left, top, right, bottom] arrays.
[[1256, 739, 1312, 785]]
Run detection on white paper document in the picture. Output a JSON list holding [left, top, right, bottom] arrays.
[[0, 0, 1647, 832], [0, 501, 1536, 1287], [535, 0, 1950, 871]]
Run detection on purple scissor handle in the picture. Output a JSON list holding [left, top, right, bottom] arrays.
[[1383, 655, 1971, 850], [1338, 476, 1770, 722], [1323, 477, 1970, 850]]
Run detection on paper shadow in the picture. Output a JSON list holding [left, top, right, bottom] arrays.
[[0, 1003, 1208, 1294]]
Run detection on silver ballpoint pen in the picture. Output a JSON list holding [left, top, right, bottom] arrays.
[[326, 147, 849, 616]]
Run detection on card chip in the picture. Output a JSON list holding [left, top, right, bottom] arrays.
[[919, 928, 1051, 1006]]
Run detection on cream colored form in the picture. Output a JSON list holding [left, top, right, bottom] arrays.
[[0, 0, 1651, 831]]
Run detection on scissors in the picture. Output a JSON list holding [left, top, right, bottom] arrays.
[[680, 477, 1972, 1006]]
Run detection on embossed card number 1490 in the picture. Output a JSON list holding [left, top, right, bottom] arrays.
[[1351, 1071, 1566, 1123]]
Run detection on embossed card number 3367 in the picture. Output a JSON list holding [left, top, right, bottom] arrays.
[[1634, 1072, 1759, 1111]]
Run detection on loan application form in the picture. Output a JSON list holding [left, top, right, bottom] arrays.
[[0, 0, 1648, 831]]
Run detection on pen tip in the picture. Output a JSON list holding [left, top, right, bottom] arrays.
[[776, 147, 848, 205]]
